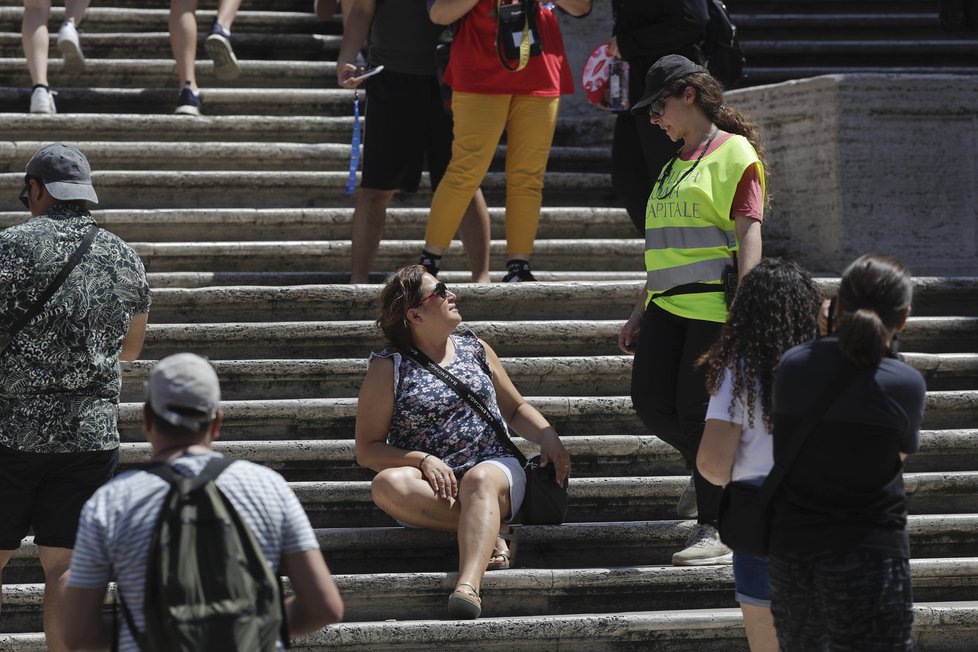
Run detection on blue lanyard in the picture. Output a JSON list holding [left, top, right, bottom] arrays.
[[343, 89, 361, 196]]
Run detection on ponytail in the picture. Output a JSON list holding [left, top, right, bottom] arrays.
[[835, 254, 912, 368]]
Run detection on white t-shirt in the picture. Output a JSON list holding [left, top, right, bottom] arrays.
[[68, 452, 319, 652], [705, 367, 774, 482]]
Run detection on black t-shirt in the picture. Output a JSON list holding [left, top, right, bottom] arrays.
[[769, 338, 926, 559]]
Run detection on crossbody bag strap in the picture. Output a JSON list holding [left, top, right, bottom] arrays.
[[2, 223, 99, 346], [753, 364, 862, 506], [403, 344, 528, 465]]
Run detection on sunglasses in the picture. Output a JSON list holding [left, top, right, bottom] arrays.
[[647, 92, 677, 117], [420, 282, 449, 304], [18, 175, 32, 209]]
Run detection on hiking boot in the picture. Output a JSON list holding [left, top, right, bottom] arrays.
[[676, 474, 698, 519], [205, 22, 241, 81], [503, 259, 536, 282], [672, 523, 733, 566], [29, 86, 57, 114], [175, 86, 202, 116], [57, 21, 85, 74]]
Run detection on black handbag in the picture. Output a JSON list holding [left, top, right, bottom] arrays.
[[403, 344, 568, 525], [716, 365, 860, 556]]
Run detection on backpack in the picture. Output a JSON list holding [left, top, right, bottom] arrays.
[[703, 0, 746, 88], [119, 457, 287, 652]]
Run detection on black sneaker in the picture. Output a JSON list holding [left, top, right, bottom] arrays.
[[205, 21, 241, 81], [175, 86, 202, 116], [419, 251, 441, 277], [503, 259, 536, 282]]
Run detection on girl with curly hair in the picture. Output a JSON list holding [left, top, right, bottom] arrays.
[[696, 258, 822, 652]]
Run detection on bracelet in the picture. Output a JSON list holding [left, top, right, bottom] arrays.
[[418, 453, 433, 470], [629, 310, 644, 320]]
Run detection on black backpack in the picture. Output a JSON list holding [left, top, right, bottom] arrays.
[[119, 457, 287, 652], [703, 0, 746, 87]]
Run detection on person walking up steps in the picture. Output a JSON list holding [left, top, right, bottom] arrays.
[[169, 0, 243, 115], [21, 0, 90, 113]]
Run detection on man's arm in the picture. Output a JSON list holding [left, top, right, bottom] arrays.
[[120, 312, 148, 361], [336, 0, 376, 87], [62, 585, 111, 651], [281, 549, 344, 636]]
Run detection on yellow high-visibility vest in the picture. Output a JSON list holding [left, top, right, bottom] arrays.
[[644, 134, 764, 323]]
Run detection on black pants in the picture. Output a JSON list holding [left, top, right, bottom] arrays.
[[630, 303, 723, 524], [612, 110, 680, 235]]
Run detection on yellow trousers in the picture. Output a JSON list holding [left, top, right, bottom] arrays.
[[425, 91, 560, 254]]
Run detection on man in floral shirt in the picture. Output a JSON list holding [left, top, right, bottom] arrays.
[[0, 143, 150, 651]]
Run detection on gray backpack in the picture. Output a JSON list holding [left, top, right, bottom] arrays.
[[119, 457, 286, 651]]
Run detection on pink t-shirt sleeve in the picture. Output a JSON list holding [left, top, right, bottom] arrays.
[[731, 163, 763, 222]]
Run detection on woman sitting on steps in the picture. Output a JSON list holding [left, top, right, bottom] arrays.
[[354, 265, 571, 619]]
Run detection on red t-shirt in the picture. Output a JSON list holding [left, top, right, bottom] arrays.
[[681, 131, 764, 222], [444, 0, 575, 96]]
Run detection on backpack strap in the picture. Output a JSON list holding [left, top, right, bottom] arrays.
[[144, 455, 235, 492]]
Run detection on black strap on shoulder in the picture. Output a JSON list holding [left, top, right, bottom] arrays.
[[2, 224, 99, 346], [403, 344, 528, 465], [144, 455, 235, 492], [753, 364, 862, 507]]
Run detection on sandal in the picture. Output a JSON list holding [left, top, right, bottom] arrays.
[[447, 582, 482, 619], [487, 527, 518, 571]]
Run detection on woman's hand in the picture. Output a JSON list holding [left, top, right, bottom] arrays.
[[539, 430, 571, 487], [420, 454, 458, 499], [619, 312, 642, 354], [608, 36, 620, 58]]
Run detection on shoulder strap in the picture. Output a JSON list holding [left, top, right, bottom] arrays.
[[402, 344, 528, 465], [2, 224, 99, 346], [144, 455, 235, 493], [753, 364, 861, 506]]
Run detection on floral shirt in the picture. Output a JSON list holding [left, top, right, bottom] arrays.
[[373, 330, 513, 474], [0, 205, 151, 453]]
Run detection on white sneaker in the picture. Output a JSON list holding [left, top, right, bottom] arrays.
[[57, 21, 85, 75], [29, 86, 57, 114], [671, 523, 733, 566]]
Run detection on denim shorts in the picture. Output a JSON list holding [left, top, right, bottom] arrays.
[[733, 551, 771, 607]]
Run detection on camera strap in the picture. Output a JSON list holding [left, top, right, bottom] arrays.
[[496, 0, 532, 72], [343, 89, 361, 196]]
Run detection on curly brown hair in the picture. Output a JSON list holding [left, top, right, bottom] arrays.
[[663, 71, 769, 203], [697, 258, 822, 430], [376, 265, 427, 350]]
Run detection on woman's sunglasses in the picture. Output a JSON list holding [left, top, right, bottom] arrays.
[[647, 92, 678, 117], [420, 282, 449, 304]]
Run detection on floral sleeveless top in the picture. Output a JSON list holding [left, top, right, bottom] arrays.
[[371, 330, 513, 474]]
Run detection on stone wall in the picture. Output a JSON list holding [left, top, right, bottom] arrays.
[[727, 74, 978, 276]]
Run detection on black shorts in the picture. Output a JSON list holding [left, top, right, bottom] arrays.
[[361, 69, 454, 193], [0, 444, 119, 549]]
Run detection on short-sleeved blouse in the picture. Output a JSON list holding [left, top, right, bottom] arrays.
[[371, 329, 513, 474]]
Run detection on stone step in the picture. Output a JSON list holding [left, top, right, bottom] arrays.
[[3, 559, 977, 631], [0, 58, 335, 89], [0, 141, 609, 173], [6, 516, 978, 580], [0, 170, 614, 210], [2, 207, 636, 242], [0, 8, 323, 34], [111, 391, 978, 441], [108, 429, 978, 482], [128, 239, 643, 273], [117, 353, 978, 403], [139, 282, 978, 324], [0, 31, 339, 60], [145, 270, 648, 287], [3, 602, 977, 651], [138, 319, 975, 361]]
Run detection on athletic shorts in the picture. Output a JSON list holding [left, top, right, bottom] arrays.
[[361, 69, 454, 193], [395, 456, 526, 527], [0, 444, 119, 549]]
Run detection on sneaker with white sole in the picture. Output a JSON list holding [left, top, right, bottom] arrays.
[[175, 86, 202, 116], [671, 523, 733, 566], [205, 22, 240, 81], [676, 474, 698, 519], [29, 86, 57, 114], [57, 21, 85, 75]]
